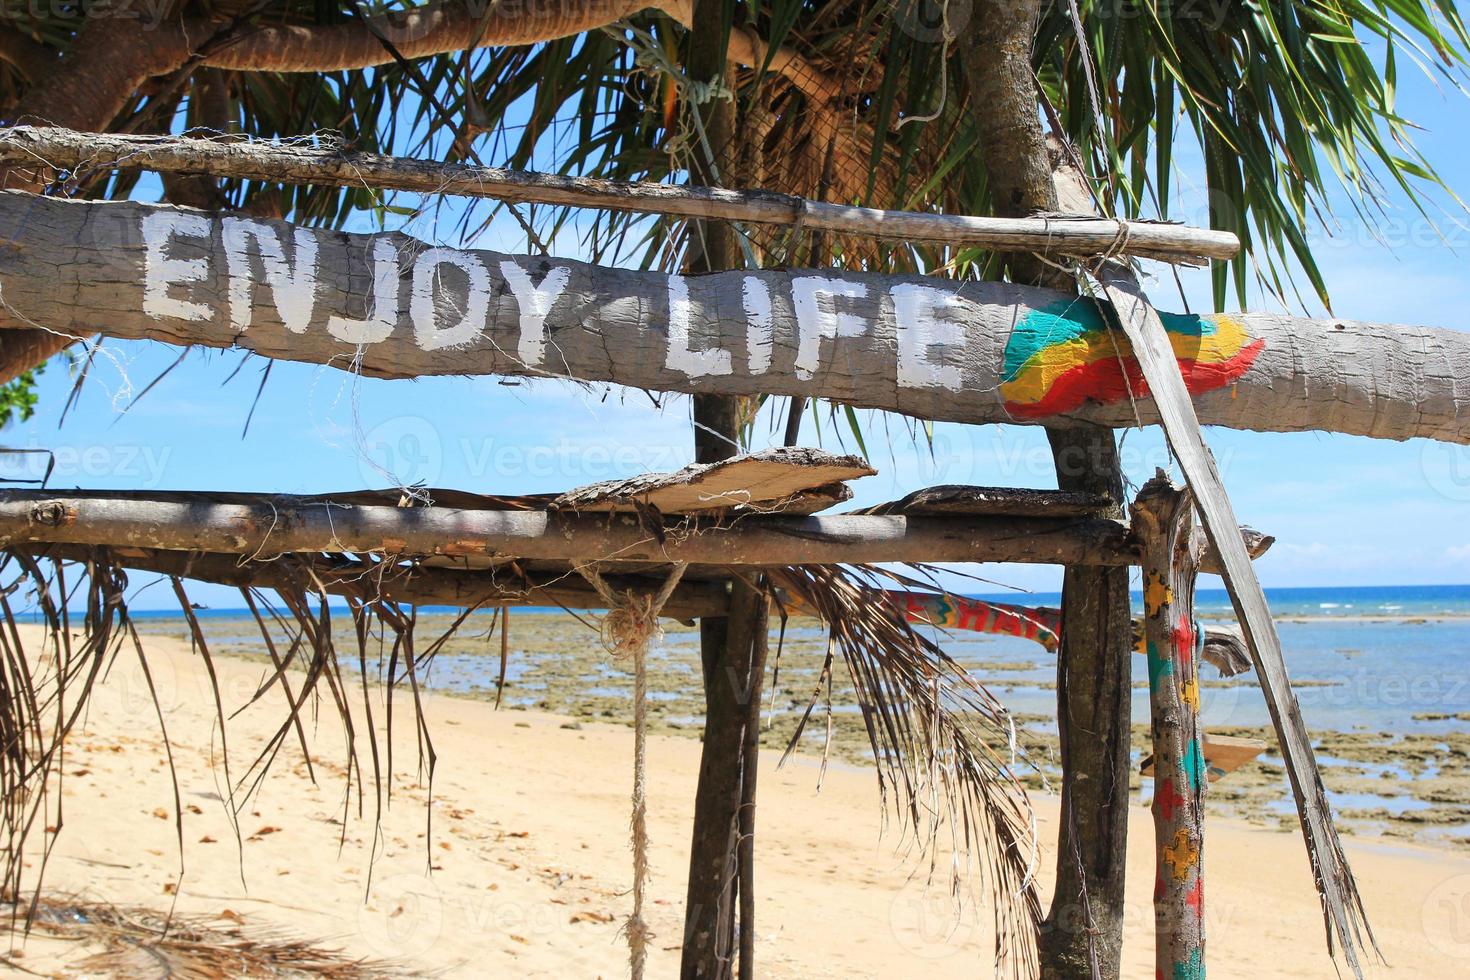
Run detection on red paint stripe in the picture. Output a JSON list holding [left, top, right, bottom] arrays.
[[1005, 339, 1264, 418]]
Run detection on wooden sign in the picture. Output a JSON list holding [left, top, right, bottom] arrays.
[[0, 192, 1464, 444]]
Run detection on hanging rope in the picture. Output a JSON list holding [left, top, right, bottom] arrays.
[[573, 560, 690, 980]]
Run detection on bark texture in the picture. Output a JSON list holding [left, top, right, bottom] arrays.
[[0, 193, 1463, 443]]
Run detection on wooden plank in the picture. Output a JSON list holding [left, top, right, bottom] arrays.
[[1140, 734, 1268, 782], [0, 126, 1240, 264], [0, 193, 1464, 444], [550, 447, 873, 514], [1099, 264, 1374, 974]]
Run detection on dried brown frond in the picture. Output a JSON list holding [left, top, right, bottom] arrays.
[[0, 548, 489, 914], [2, 894, 400, 978], [769, 563, 1042, 978]]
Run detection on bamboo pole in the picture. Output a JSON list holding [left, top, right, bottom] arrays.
[[0, 491, 1268, 572], [0, 126, 1240, 265], [1132, 475, 1207, 980]]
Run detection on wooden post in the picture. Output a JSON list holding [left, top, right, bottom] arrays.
[[1132, 474, 1206, 980], [682, 9, 765, 979]]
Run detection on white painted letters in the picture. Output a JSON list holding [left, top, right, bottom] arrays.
[[222, 218, 319, 334], [500, 261, 570, 368], [792, 277, 868, 380], [665, 275, 733, 377], [136, 211, 970, 393], [742, 276, 773, 374], [327, 238, 400, 345], [892, 283, 964, 391], [142, 211, 212, 321], [412, 247, 491, 351]]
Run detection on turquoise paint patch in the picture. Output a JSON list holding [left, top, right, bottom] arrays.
[[1172, 948, 1204, 980], [1147, 640, 1174, 688], [1183, 738, 1206, 790], [1002, 302, 1218, 379]]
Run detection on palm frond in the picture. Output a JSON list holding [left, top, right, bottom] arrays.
[[772, 562, 1042, 978]]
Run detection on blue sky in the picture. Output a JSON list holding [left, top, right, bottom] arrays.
[[6, 39, 1470, 606]]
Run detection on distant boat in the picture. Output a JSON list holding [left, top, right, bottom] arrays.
[[190, 603, 209, 610]]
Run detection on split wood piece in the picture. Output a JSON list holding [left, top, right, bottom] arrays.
[[0, 126, 1240, 264], [0, 490, 1266, 573], [14, 544, 731, 620], [858, 484, 1112, 518], [1133, 475, 1208, 980], [1140, 734, 1269, 782], [1100, 264, 1374, 974], [0, 194, 1464, 445], [550, 447, 872, 515]]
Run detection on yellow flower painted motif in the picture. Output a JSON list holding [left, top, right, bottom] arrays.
[[1163, 829, 1198, 881], [1144, 571, 1173, 616]]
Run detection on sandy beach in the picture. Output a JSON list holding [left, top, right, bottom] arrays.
[[6, 623, 1470, 978]]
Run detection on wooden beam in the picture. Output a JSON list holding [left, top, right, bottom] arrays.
[[0, 193, 1462, 444], [0, 126, 1239, 264], [15, 543, 732, 619], [0, 490, 1265, 572]]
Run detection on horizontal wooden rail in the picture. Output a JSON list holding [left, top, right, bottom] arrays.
[[0, 491, 1267, 573], [13, 542, 731, 619], [0, 125, 1239, 264]]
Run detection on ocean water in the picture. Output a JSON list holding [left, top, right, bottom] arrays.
[[935, 584, 1470, 735], [116, 584, 1470, 735]]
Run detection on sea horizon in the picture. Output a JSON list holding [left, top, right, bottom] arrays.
[[100, 581, 1470, 620]]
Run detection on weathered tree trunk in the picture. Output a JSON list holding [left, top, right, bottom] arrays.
[[0, 192, 1463, 443], [1132, 476, 1206, 980], [682, 8, 767, 978], [961, 4, 1134, 976]]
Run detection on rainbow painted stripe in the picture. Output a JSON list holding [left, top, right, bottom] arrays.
[[1000, 300, 1264, 419]]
